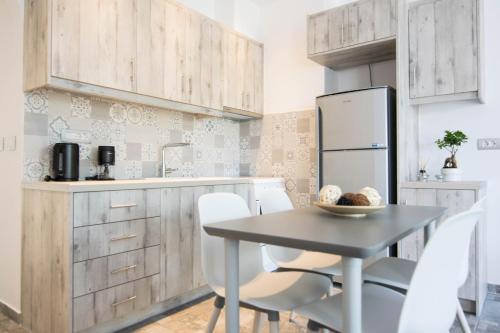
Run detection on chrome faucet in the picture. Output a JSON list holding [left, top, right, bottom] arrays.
[[161, 142, 190, 177]]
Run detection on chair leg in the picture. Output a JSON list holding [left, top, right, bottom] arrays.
[[205, 296, 225, 333], [268, 311, 280, 333], [251, 311, 264, 333], [457, 299, 472, 333], [307, 320, 321, 333]]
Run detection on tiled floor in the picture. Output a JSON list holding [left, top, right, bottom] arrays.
[[1, 292, 499, 333]]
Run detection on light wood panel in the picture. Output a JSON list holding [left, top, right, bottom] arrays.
[[398, 188, 436, 261], [73, 275, 160, 332], [73, 246, 161, 298], [161, 187, 196, 300], [24, 0, 264, 117], [409, 0, 480, 103], [307, 0, 396, 69], [22, 190, 72, 333], [73, 189, 160, 227], [51, 0, 137, 92], [73, 218, 161, 262], [23, 0, 50, 91]]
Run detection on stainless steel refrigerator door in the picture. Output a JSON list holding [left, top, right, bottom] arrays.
[[318, 88, 389, 150], [320, 149, 389, 202]]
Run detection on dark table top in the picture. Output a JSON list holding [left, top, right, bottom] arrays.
[[204, 205, 447, 258]]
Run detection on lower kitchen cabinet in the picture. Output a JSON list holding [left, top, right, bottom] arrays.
[[22, 182, 255, 333], [398, 181, 487, 314]]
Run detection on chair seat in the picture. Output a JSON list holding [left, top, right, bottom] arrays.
[[295, 284, 405, 333], [269, 247, 343, 276], [363, 257, 417, 290], [214, 271, 331, 312]]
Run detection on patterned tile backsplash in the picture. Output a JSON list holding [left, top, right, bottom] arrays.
[[240, 110, 317, 208], [24, 89, 241, 181], [23, 89, 317, 207]]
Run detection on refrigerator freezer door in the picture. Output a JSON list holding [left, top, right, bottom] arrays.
[[318, 88, 389, 150], [320, 149, 389, 202]]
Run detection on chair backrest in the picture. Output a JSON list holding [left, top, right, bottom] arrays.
[[259, 189, 303, 263], [198, 192, 264, 292], [398, 209, 482, 333], [259, 188, 294, 214], [456, 197, 487, 286]]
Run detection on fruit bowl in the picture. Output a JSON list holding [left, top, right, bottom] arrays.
[[313, 201, 386, 218]]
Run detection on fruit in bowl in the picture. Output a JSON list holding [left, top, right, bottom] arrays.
[[316, 185, 385, 217], [318, 185, 342, 205]]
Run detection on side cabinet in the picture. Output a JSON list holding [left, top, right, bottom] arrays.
[[408, 0, 483, 104], [307, 0, 396, 69], [398, 182, 487, 314]]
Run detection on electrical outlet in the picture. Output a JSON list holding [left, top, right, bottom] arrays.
[[477, 138, 500, 150]]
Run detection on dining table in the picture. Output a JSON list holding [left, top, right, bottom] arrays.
[[203, 204, 447, 333]]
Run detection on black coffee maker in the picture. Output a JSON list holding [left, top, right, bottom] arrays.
[[52, 143, 79, 181], [98, 146, 115, 180]]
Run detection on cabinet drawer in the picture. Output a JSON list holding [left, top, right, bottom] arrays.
[[73, 246, 160, 297], [73, 274, 160, 332], [73, 218, 161, 262], [74, 189, 161, 227]]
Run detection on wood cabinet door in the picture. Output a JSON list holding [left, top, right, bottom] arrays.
[[223, 30, 237, 110], [345, 0, 375, 46], [374, 0, 397, 40], [436, 189, 476, 300], [136, 0, 166, 99], [161, 187, 196, 301], [252, 42, 264, 114], [52, 0, 137, 92], [307, 11, 330, 54], [200, 18, 224, 110], [185, 10, 202, 106], [409, 0, 478, 99], [398, 188, 436, 261], [328, 6, 347, 51]]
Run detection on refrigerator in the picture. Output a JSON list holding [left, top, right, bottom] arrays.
[[317, 86, 397, 205]]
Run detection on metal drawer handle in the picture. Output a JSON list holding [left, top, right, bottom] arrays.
[[110, 234, 137, 242], [110, 203, 137, 209], [111, 295, 137, 307], [111, 264, 137, 275]]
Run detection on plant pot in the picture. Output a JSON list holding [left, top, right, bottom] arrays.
[[441, 168, 462, 181]]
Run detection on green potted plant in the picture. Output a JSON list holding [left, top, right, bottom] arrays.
[[435, 130, 468, 181]]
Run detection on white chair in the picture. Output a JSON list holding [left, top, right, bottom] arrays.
[[259, 189, 343, 277], [198, 192, 331, 333], [362, 198, 486, 333], [295, 208, 483, 333]]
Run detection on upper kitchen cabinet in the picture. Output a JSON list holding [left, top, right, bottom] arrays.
[[24, 0, 263, 118], [408, 0, 484, 104], [307, 0, 397, 70], [52, 0, 138, 92], [223, 30, 264, 114]]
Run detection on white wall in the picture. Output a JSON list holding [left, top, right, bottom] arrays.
[[0, 0, 24, 312], [177, 0, 263, 41], [261, 0, 386, 114], [418, 0, 500, 284]]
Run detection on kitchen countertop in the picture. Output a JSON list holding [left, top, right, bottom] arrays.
[[401, 181, 486, 190], [22, 177, 285, 193]]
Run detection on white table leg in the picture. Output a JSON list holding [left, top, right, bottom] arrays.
[[424, 220, 437, 245], [225, 238, 240, 333], [342, 257, 363, 333]]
